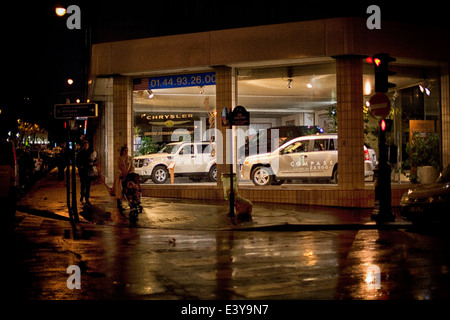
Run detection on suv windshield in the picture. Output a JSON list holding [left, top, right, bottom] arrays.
[[159, 143, 181, 154]]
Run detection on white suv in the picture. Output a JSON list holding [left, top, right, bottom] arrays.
[[241, 134, 375, 186], [134, 142, 217, 184]]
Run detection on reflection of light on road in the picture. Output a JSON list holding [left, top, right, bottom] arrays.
[[303, 249, 317, 266], [345, 230, 385, 299], [365, 263, 381, 290]]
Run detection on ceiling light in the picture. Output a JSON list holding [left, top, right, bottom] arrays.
[[419, 83, 431, 96], [147, 90, 154, 99], [306, 83, 313, 89], [364, 81, 372, 95]]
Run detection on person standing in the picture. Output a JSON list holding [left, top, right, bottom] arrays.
[[115, 146, 135, 209], [57, 142, 69, 181], [76, 140, 93, 205]]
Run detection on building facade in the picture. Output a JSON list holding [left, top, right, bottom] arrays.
[[89, 17, 450, 207]]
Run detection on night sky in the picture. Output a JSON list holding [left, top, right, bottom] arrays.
[[0, 1, 448, 142]]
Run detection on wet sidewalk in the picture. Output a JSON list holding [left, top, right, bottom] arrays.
[[17, 168, 409, 231]]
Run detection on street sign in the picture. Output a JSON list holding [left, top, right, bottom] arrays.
[[230, 106, 250, 126], [146, 72, 216, 89], [369, 93, 391, 118], [54, 103, 98, 119]]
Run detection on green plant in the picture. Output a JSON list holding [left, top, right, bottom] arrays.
[[406, 132, 440, 168], [138, 136, 158, 155], [325, 104, 337, 133], [403, 132, 440, 182]]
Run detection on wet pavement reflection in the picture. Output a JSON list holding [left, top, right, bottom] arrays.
[[4, 212, 450, 300]]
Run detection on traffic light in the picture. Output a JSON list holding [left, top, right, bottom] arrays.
[[380, 119, 386, 131], [380, 119, 393, 132], [367, 53, 396, 93]]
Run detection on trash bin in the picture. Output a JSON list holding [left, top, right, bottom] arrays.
[[221, 173, 237, 200]]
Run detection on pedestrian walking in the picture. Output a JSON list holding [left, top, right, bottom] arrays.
[[76, 140, 94, 205], [115, 146, 135, 209]]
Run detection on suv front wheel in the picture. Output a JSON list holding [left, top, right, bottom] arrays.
[[251, 166, 274, 186], [152, 165, 169, 184], [208, 164, 217, 182]]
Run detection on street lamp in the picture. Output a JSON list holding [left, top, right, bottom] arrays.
[[67, 79, 74, 85], [55, 7, 66, 16]]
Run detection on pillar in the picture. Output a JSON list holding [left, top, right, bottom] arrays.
[[215, 66, 236, 187], [335, 56, 365, 189], [112, 76, 133, 180], [441, 64, 450, 169]]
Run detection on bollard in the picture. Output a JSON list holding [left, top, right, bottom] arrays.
[[168, 162, 175, 184]]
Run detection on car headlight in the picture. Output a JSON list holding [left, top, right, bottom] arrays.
[[144, 159, 153, 166], [400, 194, 409, 204]]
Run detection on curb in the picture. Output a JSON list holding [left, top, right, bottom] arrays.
[[233, 222, 412, 232]]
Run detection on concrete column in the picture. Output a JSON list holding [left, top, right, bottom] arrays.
[[335, 56, 365, 189], [441, 64, 450, 169], [113, 76, 133, 179], [105, 95, 114, 186], [215, 66, 236, 187]]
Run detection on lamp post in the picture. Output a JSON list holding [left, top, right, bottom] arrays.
[[55, 7, 67, 17], [54, 6, 86, 229]]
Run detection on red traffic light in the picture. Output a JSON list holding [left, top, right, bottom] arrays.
[[366, 56, 382, 67], [372, 53, 396, 93], [381, 119, 386, 131], [379, 119, 393, 132]]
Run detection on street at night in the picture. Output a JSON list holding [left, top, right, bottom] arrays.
[[3, 208, 450, 306], [2, 1, 450, 310], [3, 171, 450, 302]]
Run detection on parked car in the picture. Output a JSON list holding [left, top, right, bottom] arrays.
[[134, 141, 217, 184], [238, 125, 323, 164], [241, 134, 375, 186], [365, 144, 377, 167], [400, 164, 450, 226], [0, 140, 19, 220]]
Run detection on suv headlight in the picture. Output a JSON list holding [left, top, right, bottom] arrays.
[[144, 159, 153, 166]]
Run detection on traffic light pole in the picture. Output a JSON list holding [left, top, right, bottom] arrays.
[[66, 119, 79, 226], [368, 53, 396, 223], [371, 119, 395, 223]]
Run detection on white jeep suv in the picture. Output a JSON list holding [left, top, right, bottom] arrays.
[[241, 134, 375, 186], [134, 141, 217, 184]]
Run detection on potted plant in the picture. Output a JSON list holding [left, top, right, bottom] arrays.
[[405, 132, 440, 184]]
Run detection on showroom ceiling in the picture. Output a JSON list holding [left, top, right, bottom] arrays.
[[133, 61, 439, 117]]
